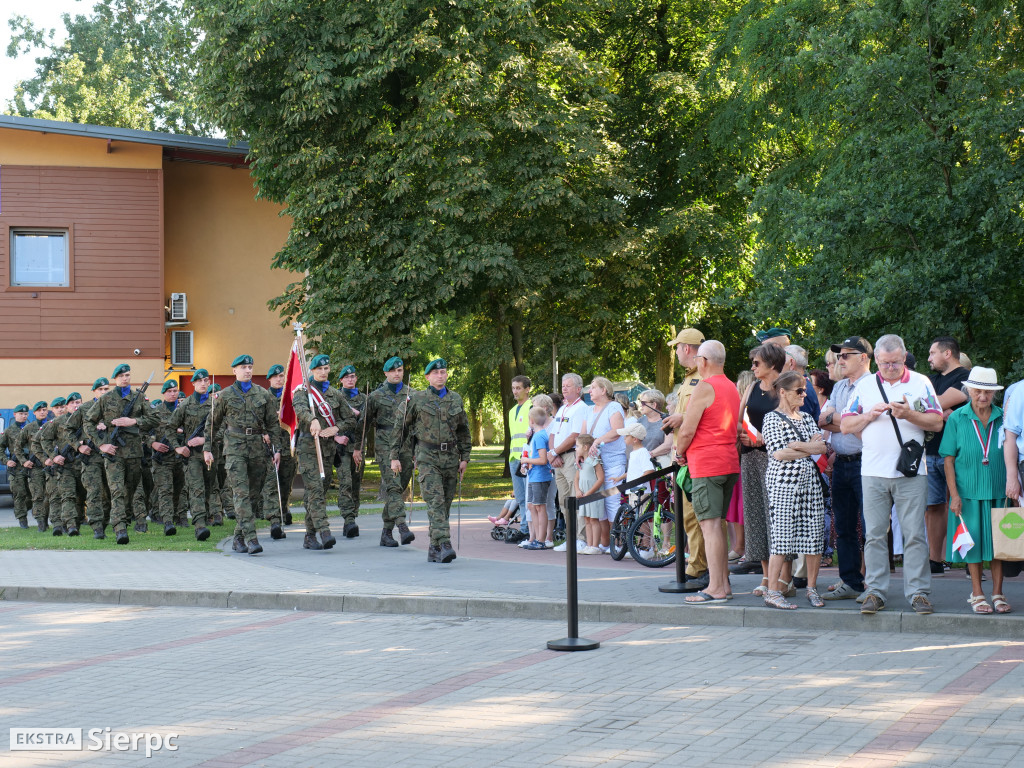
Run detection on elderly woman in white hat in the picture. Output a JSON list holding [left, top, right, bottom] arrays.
[[938, 367, 1010, 614]]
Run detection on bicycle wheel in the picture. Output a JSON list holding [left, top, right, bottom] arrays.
[[627, 507, 677, 568], [608, 503, 632, 561]]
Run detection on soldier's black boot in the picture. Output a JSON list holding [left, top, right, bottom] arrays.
[[380, 528, 398, 547], [66, 525, 79, 537], [164, 522, 177, 536], [52, 525, 64, 537], [302, 533, 323, 550], [115, 528, 130, 545], [427, 543, 443, 563], [270, 523, 286, 540], [18, 518, 28, 529], [211, 513, 224, 526], [134, 521, 148, 534], [320, 529, 337, 550], [284, 510, 293, 526], [226, 511, 236, 520], [343, 520, 359, 538], [397, 522, 415, 545], [438, 540, 457, 563], [247, 538, 263, 555], [37, 519, 47, 532], [194, 526, 210, 542], [93, 526, 105, 540], [231, 534, 247, 553]]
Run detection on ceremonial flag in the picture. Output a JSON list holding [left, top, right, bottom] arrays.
[[952, 516, 975, 559], [280, 341, 303, 451], [742, 410, 761, 444]]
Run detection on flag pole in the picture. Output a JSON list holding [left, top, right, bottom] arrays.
[[293, 322, 326, 479]]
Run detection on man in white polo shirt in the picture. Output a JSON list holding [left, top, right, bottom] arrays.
[[841, 334, 943, 616], [550, 373, 588, 551]]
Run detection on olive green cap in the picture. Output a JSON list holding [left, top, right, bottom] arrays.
[[267, 364, 284, 377], [383, 356, 403, 372], [310, 354, 330, 370], [424, 358, 448, 375], [92, 377, 109, 391], [112, 363, 131, 378], [161, 380, 178, 393], [231, 354, 253, 367], [191, 368, 210, 382]]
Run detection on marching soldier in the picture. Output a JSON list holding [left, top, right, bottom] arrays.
[[170, 369, 216, 540], [0, 404, 32, 528], [204, 355, 280, 555], [80, 378, 114, 537], [42, 393, 87, 536], [335, 365, 363, 538], [34, 397, 67, 534], [84, 364, 159, 545], [361, 357, 416, 547], [392, 359, 471, 563], [18, 401, 52, 531], [208, 382, 234, 521], [292, 354, 354, 550], [149, 380, 185, 535], [262, 363, 296, 537]]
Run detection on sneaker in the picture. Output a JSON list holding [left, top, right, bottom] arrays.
[[522, 540, 544, 550], [580, 545, 603, 555], [822, 581, 864, 601], [930, 559, 945, 575], [543, 540, 554, 549], [553, 542, 567, 552], [860, 594, 885, 614], [487, 516, 503, 525], [517, 539, 530, 548], [911, 594, 934, 615], [598, 544, 610, 554]]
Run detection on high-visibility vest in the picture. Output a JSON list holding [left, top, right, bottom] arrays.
[[509, 398, 532, 453]]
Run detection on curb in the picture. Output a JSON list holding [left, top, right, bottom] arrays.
[[2, 585, 1023, 639]]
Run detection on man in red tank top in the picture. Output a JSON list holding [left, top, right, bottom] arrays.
[[673, 341, 741, 604]]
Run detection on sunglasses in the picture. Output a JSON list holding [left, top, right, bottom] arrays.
[[790, 387, 806, 396], [836, 352, 863, 360], [751, 360, 763, 367]]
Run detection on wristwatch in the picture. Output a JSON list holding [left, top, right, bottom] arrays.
[[825, 413, 834, 425]]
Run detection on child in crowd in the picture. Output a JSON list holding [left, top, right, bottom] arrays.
[[610, 423, 656, 486], [488, 496, 520, 526], [519, 406, 554, 550], [574, 433, 606, 555]]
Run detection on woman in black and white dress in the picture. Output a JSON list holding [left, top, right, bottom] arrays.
[[762, 371, 828, 609]]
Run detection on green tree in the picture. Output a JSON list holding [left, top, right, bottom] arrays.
[[6, 0, 211, 132]]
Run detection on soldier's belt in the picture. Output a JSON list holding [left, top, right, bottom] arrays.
[[418, 440, 456, 452], [226, 426, 263, 436]]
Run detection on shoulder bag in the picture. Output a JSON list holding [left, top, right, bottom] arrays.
[[876, 378, 924, 477]]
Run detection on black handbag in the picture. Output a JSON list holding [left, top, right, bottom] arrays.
[[876, 378, 924, 477], [777, 413, 829, 501]]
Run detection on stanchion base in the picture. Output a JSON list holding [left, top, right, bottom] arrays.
[[659, 581, 689, 593], [547, 637, 601, 652]]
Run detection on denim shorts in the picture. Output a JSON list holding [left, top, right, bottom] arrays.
[[926, 454, 948, 506], [528, 481, 551, 504]]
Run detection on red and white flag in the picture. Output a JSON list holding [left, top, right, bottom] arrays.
[[742, 410, 761, 444], [952, 516, 975, 559], [279, 341, 303, 451]]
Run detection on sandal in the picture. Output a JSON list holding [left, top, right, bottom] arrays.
[[779, 579, 797, 598], [993, 594, 1012, 614], [764, 589, 797, 610], [685, 590, 728, 605], [752, 577, 769, 597], [806, 587, 825, 608], [968, 594, 993, 614]]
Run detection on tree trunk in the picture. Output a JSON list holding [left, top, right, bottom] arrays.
[[655, 343, 673, 395], [469, 404, 486, 447], [509, 320, 526, 374], [498, 360, 513, 478]]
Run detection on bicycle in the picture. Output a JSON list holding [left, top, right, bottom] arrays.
[[626, 494, 676, 568], [608, 493, 643, 561]]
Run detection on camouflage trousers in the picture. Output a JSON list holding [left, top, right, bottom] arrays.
[[80, 456, 110, 531], [417, 459, 460, 546], [210, 455, 232, 519], [27, 467, 49, 527], [102, 456, 143, 532], [45, 471, 61, 522], [150, 456, 185, 526], [376, 449, 412, 530], [8, 466, 30, 522], [296, 438, 336, 535], [333, 445, 355, 524], [54, 463, 86, 529], [226, 454, 267, 543], [181, 453, 214, 527], [261, 451, 296, 522]]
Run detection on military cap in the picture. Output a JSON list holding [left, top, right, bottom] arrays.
[[32, 401, 48, 412], [13, 404, 29, 413], [210, 383, 222, 392], [191, 368, 210, 382], [161, 380, 178, 393], [92, 377, 109, 391], [49, 397, 66, 408], [267, 364, 284, 378], [66, 392, 82, 402], [338, 365, 356, 379], [755, 327, 793, 343], [383, 356, 403, 372], [310, 354, 330, 369], [112, 363, 131, 378], [424, 358, 448, 375], [231, 354, 254, 368]]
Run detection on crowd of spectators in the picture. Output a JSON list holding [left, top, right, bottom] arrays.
[[499, 329, 1021, 616]]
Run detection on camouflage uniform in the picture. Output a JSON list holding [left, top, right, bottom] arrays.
[[292, 380, 354, 543], [149, 398, 185, 531], [338, 386, 367, 527], [43, 409, 87, 533], [170, 390, 216, 530], [363, 382, 416, 532], [31, 421, 63, 530], [205, 381, 278, 547], [394, 386, 471, 550], [76, 409, 111, 536], [84, 385, 159, 539], [16, 419, 50, 530], [261, 388, 296, 526], [0, 419, 31, 526]]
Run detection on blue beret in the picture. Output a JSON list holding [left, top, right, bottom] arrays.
[[161, 380, 178, 393], [383, 356, 403, 372], [66, 392, 82, 402], [13, 404, 29, 413], [92, 377, 109, 391], [310, 354, 330, 370], [267, 364, 284, 377], [32, 401, 48, 412], [191, 368, 210, 382], [49, 397, 66, 408], [338, 365, 356, 378], [231, 354, 254, 367], [424, 358, 448, 375], [111, 363, 131, 378]]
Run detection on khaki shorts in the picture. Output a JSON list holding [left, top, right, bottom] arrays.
[[692, 473, 739, 522]]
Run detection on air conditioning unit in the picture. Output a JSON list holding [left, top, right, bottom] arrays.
[[170, 292, 188, 321], [171, 330, 194, 366]]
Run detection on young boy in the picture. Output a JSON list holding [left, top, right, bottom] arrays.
[[612, 423, 656, 486], [519, 406, 553, 550]]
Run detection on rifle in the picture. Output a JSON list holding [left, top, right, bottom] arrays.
[[152, 433, 175, 464], [104, 372, 156, 461], [55, 426, 85, 467]]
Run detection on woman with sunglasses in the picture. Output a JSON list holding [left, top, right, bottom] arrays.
[[761, 371, 829, 608]]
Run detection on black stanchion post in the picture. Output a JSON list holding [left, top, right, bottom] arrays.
[[548, 495, 599, 652], [659, 463, 689, 593]]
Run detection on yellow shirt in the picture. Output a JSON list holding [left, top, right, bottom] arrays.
[[674, 369, 703, 416]]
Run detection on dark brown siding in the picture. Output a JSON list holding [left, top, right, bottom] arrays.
[[0, 165, 163, 357]]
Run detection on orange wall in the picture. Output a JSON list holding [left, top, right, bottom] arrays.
[[0, 127, 162, 169], [162, 160, 295, 378]]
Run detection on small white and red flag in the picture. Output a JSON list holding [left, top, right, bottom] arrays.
[[952, 516, 975, 559]]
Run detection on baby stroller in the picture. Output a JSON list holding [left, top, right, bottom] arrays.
[[489, 498, 528, 543]]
